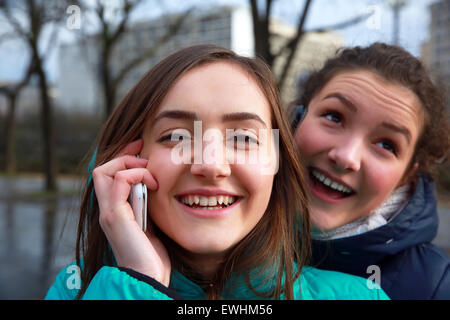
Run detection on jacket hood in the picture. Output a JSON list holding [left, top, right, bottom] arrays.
[[311, 175, 439, 274]]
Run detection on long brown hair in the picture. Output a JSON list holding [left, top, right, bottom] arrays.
[[75, 45, 311, 299]]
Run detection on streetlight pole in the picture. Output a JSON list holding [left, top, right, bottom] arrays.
[[388, 0, 408, 45]]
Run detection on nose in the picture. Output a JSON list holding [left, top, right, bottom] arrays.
[[328, 138, 362, 172], [190, 129, 231, 180]]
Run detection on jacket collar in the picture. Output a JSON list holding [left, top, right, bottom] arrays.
[[311, 175, 439, 274]]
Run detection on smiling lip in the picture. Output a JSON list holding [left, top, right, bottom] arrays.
[[174, 188, 242, 218], [309, 167, 355, 192], [308, 166, 355, 204], [175, 196, 241, 218], [175, 188, 240, 198]]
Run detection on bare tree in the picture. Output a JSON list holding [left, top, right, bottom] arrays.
[[0, 0, 68, 190], [249, 0, 373, 95], [250, 0, 313, 90], [0, 59, 34, 173], [78, 0, 192, 118]]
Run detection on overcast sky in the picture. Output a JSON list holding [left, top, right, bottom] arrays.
[[0, 0, 439, 83]]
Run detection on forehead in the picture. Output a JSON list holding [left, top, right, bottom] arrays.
[[313, 70, 424, 132], [155, 61, 272, 123]]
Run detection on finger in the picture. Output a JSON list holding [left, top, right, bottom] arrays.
[[94, 155, 148, 179], [92, 156, 148, 204], [117, 139, 144, 157], [111, 168, 157, 204]]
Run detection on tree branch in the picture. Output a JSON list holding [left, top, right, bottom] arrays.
[[109, 0, 144, 46], [0, 4, 30, 42], [276, 0, 313, 90], [112, 8, 193, 91], [306, 10, 373, 33]]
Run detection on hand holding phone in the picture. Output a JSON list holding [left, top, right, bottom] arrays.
[[93, 141, 170, 286]]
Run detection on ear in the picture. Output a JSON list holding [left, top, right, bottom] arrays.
[[398, 162, 419, 187], [291, 104, 307, 131]]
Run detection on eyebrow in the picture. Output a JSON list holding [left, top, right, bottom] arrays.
[[381, 121, 412, 144], [153, 110, 198, 124], [323, 93, 357, 113], [222, 112, 267, 127], [153, 110, 267, 127]]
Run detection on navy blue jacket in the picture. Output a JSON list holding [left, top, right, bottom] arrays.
[[311, 176, 450, 299]]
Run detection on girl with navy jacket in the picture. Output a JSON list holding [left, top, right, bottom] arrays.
[[291, 43, 450, 299]]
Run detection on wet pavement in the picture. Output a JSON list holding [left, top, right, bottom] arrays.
[[0, 175, 449, 299], [0, 175, 81, 299]]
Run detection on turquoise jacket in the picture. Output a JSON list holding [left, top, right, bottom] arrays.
[[45, 262, 389, 300]]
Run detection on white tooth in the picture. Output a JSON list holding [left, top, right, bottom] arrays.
[[188, 195, 194, 205], [228, 196, 235, 204], [223, 196, 229, 205], [200, 196, 209, 206], [313, 169, 352, 194], [315, 171, 326, 182], [182, 197, 188, 204], [194, 195, 200, 204], [218, 195, 224, 205], [312, 170, 320, 179], [208, 196, 217, 206]]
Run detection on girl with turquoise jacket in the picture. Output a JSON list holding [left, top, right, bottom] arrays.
[[45, 45, 388, 300]]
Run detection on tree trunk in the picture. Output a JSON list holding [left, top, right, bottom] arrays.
[[277, 0, 313, 93], [101, 49, 116, 119], [35, 58, 57, 191], [250, 0, 274, 67], [4, 93, 18, 174]]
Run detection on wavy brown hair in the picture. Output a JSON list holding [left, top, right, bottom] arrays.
[[75, 45, 311, 299], [290, 42, 449, 179]]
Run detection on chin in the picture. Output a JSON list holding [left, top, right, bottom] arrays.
[[177, 234, 237, 255], [311, 211, 343, 231], [184, 242, 234, 256]]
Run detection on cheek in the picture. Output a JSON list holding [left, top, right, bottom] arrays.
[[361, 163, 406, 207], [147, 150, 178, 186], [294, 123, 327, 160], [145, 150, 184, 213], [233, 164, 274, 208]]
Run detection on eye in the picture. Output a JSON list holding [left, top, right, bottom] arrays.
[[234, 135, 259, 144], [157, 130, 191, 144], [376, 140, 398, 155], [157, 134, 172, 142], [323, 111, 342, 124], [228, 129, 259, 149]]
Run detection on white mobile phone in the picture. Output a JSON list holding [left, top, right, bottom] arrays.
[[129, 183, 147, 232]]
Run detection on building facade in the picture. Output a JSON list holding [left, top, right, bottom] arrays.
[[427, 0, 450, 106], [57, 6, 341, 113]]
